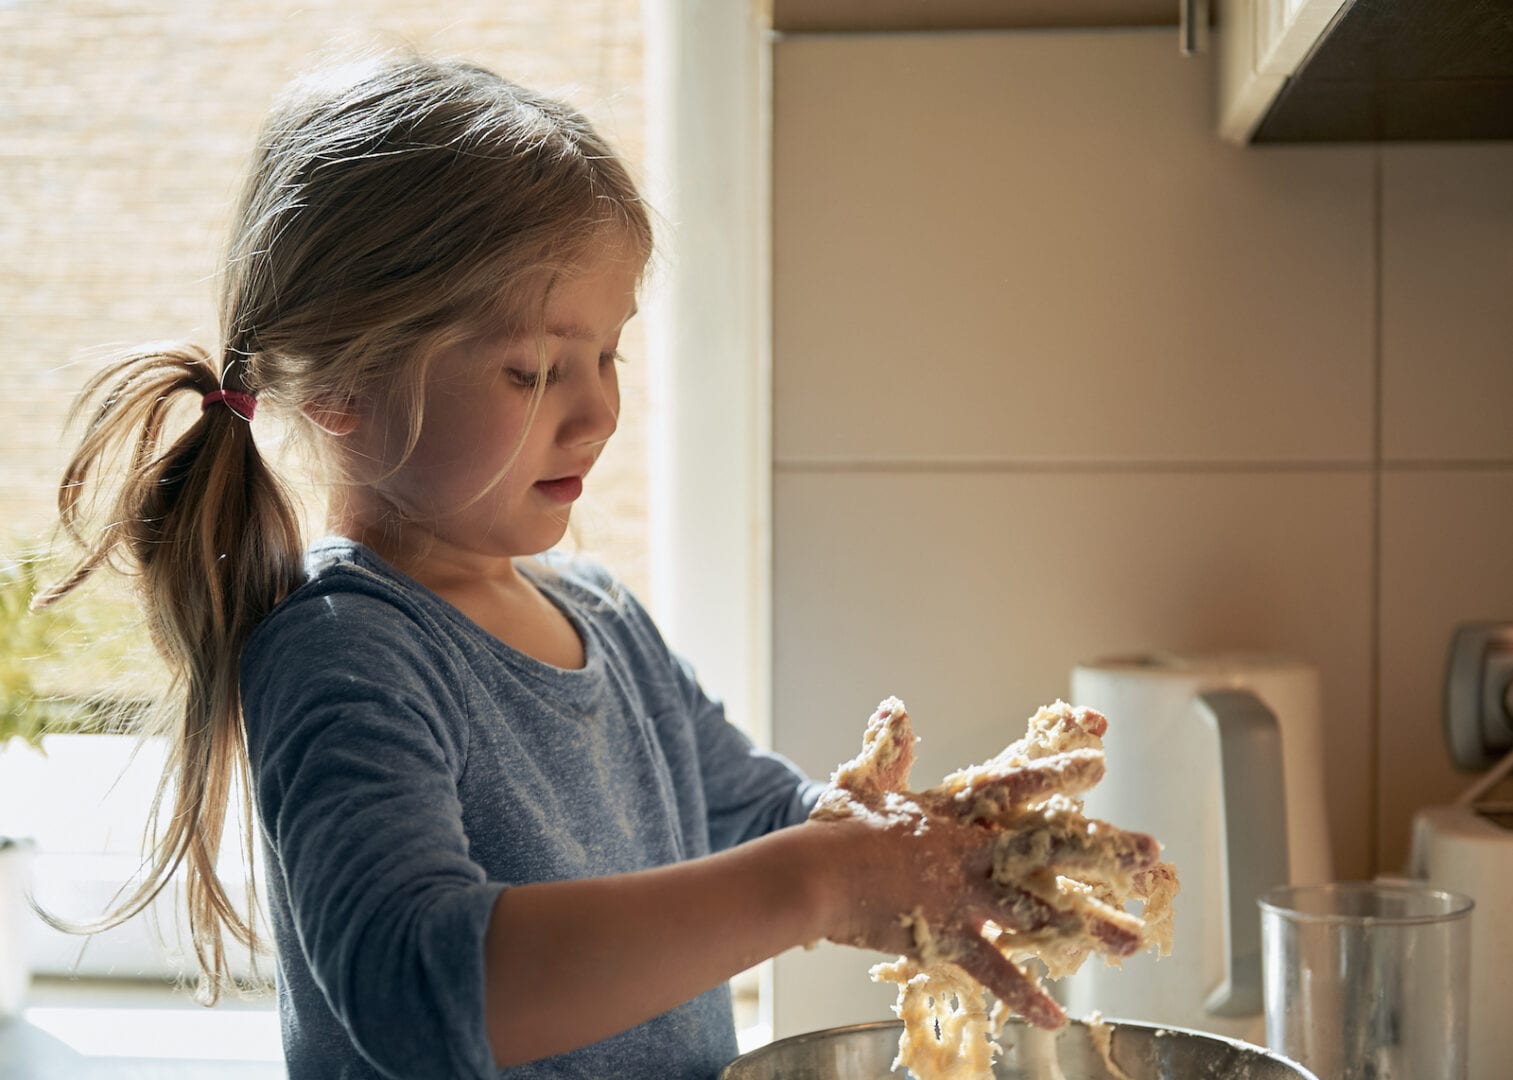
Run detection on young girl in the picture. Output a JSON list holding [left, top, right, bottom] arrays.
[[37, 53, 1070, 1079]]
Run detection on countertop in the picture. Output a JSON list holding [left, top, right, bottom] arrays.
[[0, 977, 286, 1079]]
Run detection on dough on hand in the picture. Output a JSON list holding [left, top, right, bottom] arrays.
[[813, 698, 1179, 1080]]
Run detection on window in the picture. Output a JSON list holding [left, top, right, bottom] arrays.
[[0, 1, 653, 603], [4, 0, 777, 1057], [0, 0, 654, 981]]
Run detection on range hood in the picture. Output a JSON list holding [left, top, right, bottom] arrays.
[[1218, 0, 1513, 143]]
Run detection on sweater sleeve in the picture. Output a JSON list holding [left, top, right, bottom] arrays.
[[671, 652, 827, 851], [566, 561, 826, 851], [241, 582, 505, 1080]]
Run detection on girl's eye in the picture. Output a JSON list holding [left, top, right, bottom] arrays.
[[505, 365, 560, 389], [600, 349, 624, 367]]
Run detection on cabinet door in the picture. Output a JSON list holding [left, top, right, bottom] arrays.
[[1218, 0, 1351, 142]]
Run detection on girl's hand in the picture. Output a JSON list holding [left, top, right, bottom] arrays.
[[805, 698, 1165, 1030]]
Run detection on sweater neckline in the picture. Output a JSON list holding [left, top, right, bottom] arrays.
[[309, 536, 608, 685]]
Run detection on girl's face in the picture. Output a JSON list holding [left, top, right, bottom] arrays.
[[348, 252, 640, 563]]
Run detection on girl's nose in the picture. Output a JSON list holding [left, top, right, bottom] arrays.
[[562, 362, 619, 448]]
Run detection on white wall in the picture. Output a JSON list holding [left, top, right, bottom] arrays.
[[768, 27, 1513, 1036]]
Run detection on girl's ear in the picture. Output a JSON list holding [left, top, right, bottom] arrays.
[[301, 400, 360, 436]]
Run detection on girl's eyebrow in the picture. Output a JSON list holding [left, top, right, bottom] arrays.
[[546, 305, 638, 341], [544, 323, 597, 341]]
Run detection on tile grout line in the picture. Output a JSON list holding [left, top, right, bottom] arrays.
[[1369, 145, 1385, 876]]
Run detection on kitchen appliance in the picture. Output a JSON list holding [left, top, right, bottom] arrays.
[[1410, 747, 1513, 1080], [1062, 653, 1333, 1043], [720, 1018, 1320, 1079]]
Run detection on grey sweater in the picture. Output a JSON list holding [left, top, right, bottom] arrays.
[[240, 538, 823, 1079]]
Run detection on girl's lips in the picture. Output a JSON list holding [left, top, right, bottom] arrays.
[[534, 476, 584, 504]]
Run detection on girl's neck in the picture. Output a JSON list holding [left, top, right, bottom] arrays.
[[329, 495, 527, 598], [337, 507, 587, 670], [326, 490, 587, 670]]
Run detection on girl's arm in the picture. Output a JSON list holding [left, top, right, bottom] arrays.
[[483, 821, 825, 1066], [482, 810, 1042, 1067], [483, 698, 1154, 1067]]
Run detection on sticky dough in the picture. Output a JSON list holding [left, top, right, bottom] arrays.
[[819, 699, 1179, 1080]]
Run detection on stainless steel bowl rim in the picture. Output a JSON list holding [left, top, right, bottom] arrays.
[[728, 1016, 1321, 1080]]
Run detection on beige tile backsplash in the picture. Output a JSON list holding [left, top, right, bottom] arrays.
[[774, 470, 1375, 874], [773, 33, 1376, 466], [772, 28, 1513, 1036], [1382, 145, 1513, 463]]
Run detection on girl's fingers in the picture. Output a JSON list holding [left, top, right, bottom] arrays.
[[950, 926, 1066, 1031], [993, 817, 1161, 880], [982, 882, 1072, 936], [928, 749, 1106, 824], [1132, 862, 1179, 899], [822, 699, 1170, 1032], [829, 698, 917, 798], [1073, 894, 1143, 957], [1021, 700, 1108, 748], [983, 880, 1142, 959]]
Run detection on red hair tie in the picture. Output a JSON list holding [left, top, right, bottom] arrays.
[[202, 389, 257, 421]]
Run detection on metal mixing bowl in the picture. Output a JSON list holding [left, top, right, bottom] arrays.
[[720, 1018, 1320, 1079]]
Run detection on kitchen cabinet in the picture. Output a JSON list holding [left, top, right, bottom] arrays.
[[1217, 0, 1352, 141], [1217, 0, 1513, 141]]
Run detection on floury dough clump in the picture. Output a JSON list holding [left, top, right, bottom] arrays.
[[810, 699, 1179, 1080]]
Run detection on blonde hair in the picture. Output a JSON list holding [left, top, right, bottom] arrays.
[[33, 51, 652, 1003]]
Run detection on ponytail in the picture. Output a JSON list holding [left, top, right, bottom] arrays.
[[34, 341, 303, 1003]]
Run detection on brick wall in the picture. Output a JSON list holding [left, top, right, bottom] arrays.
[[0, 0, 650, 616]]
